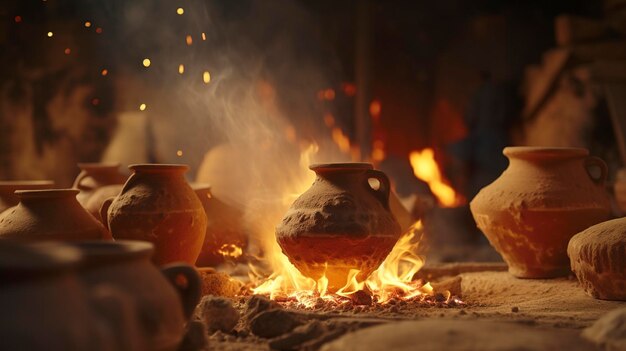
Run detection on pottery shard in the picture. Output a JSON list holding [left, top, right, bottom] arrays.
[[582, 307, 626, 351], [249, 309, 304, 338], [196, 296, 240, 333], [567, 218, 626, 301]]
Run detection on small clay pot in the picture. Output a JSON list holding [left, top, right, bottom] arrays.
[[568, 218, 626, 301], [69, 240, 201, 351], [192, 184, 248, 267], [73, 163, 126, 206], [102, 164, 207, 265], [0, 241, 141, 351], [470, 147, 611, 278], [0, 189, 111, 242], [84, 184, 123, 224], [276, 163, 401, 291], [0, 180, 54, 213]]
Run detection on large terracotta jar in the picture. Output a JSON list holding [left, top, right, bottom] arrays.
[[102, 164, 207, 265], [0, 189, 111, 242], [0, 241, 140, 351], [276, 163, 401, 291], [470, 147, 611, 278], [69, 241, 201, 351], [73, 163, 127, 206], [192, 184, 247, 267], [0, 180, 54, 213]]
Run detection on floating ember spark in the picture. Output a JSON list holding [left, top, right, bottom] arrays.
[[64, 48, 71, 55], [84, 21, 91, 28], [139, 103, 147, 111], [372, 140, 385, 162], [14, 16, 22, 23], [101, 69, 108, 76], [323, 89, 335, 100], [47, 31, 53, 38], [409, 148, 463, 207], [218, 244, 243, 259], [201, 32, 207, 41], [142, 58, 151, 67], [323, 113, 335, 127], [95, 27, 103, 34], [186, 35, 193, 46], [176, 7, 184, 15], [176, 150, 183, 157], [178, 64, 185, 74], [370, 100, 381, 120], [203, 71, 211, 84]]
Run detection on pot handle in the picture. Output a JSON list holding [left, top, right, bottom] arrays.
[[100, 197, 114, 231], [584, 156, 608, 187], [74, 171, 92, 191], [161, 264, 201, 320], [365, 169, 391, 210]]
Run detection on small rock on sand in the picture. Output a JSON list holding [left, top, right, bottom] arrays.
[[196, 296, 240, 333]]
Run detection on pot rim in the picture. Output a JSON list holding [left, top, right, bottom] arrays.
[[0, 242, 80, 281], [503, 146, 589, 159], [129, 164, 189, 173], [14, 189, 79, 199], [310, 163, 373, 171], [0, 180, 55, 192], [67, 240, 154, 267]]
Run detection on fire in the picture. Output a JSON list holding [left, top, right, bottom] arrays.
[[409, 148, 463, 207], [218, 244, 243, 259]]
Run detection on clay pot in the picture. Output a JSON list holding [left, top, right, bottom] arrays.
[[0, 241, 141, 351], [85, 184, 124, 224], [568, 218, 626, 300], [470, 147, 611, 278], [276, 163, 401, 290], [102, 164, 207, 265], [0, 189, 111, 242], [192, 184, 247, 267], [68, 240, 201, 351], [73, 163, 126, 206], [0, 180, 54, 213]]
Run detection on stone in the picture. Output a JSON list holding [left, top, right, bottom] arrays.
[[196, 296, 239, 333], [582, 307, 626, 351], [568, 218, 626, 300], [249, 309, 303, 338], [198, 268, 243, 297], [178, 320, 209, 351], [244, 295, 281, 323]]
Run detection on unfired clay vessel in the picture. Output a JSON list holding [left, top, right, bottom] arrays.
[[102, 164, 207, 265], [69, 240, 201, 351], [568, 218, 626, 300], [0, 241, 141, 351], [0, 189, 111, 242], [192, 184, 247, 267], [470, 147, 611, 278], [73, 163, 126, 206], [0, 180, 54, 213], [276, 163, 401, 290]]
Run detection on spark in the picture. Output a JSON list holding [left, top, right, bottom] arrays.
[[201, 32, 206, 41], [142, 58, 151, 67], [47, 31, 53, 37], [178, 64, 184, 74], [14, 16, 22, 23], [176, 7, 184, 15], [202, 71, 211, 84], [95, 27, 103, 34], [64, 48, 71, 55], [91, 98, 100, 106], [176, 150, 183, 157], [84, 21, 91, 28], [186, 35, 193, 46], [101, 69, 108, 76], [139, 103, 147, 111]]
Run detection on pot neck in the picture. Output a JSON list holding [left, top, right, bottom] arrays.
[[129, 164, 189, 177], [310, 163, 373, 178], [504, 147, 588, 163]]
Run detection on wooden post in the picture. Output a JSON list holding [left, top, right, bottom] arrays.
[[354, 0, 372, 161]]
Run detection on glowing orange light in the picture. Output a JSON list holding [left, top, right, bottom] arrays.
[[64, 48, 71, 55], [369, 100, 381, 120], [176, 7, 184, 15], [201, 32, 207, 41], [342, 82, 357, 96], [323, 113, 335, 127], [372, 140, 385, 162], [324, 89, 335, 100], [47, 31, 53, 38], [176, 150, 183, 157], [185, 35, 193, 46], [142, 58, 151, 67], [139, 103, 147, 111], [101, 69, 108, 76], [14, 16, 22, 23], [91, 98, 100, 106], [202, 71, 211, 84], [332, 128, 351, 154], [178, 64, 184, 74], [95, 27, 103, 34], [409, 148, 461, 207], [84, 21, 91, 28]]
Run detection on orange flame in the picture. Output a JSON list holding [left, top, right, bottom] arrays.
[[409, 148, 462, 207]]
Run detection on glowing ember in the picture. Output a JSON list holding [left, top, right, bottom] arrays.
[[186, 35, 193, 46], [203, 71, 211, 84], [409, 148, 463, 207], [178, 64, 185, 74], [64, 48, 71, 55], [47, 31, 53, 38], [218, 244, 243, 259], [372, 140, 385, 162], [101, 69, 108, 76], [84, 21, 91, 28], [176, 150, 183, 156], [176, 7, 184, 15], [139, 103, 147, 111], [142, 58, 151, 67]]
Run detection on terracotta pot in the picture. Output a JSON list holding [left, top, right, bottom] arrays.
[[0, 189, 111, 242], [73, 163, 126, 206], [0, 241, 141, 351], [102, 164, 207, 265], [470, 147, 611, 278], [84, 184, 123, 224], [192, 184, 247, 267], [276, 163, 401, 290], [0, 180, 54, 213], [68, 240, 201, 351]]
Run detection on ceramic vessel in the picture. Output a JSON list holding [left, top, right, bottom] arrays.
[[69, 241, 201, 351], [276, 163, 401, 290], [102, 164, 207, 265], [0, 241, 140, 351], [192, 184, 247, 267], [73, 163, 127, 206], [85, 184, 123, 224], [0, 180, 54, 213], [470, 147, 611, 278], [0, 189, 111, 242], [568, 218, 626, 300]]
